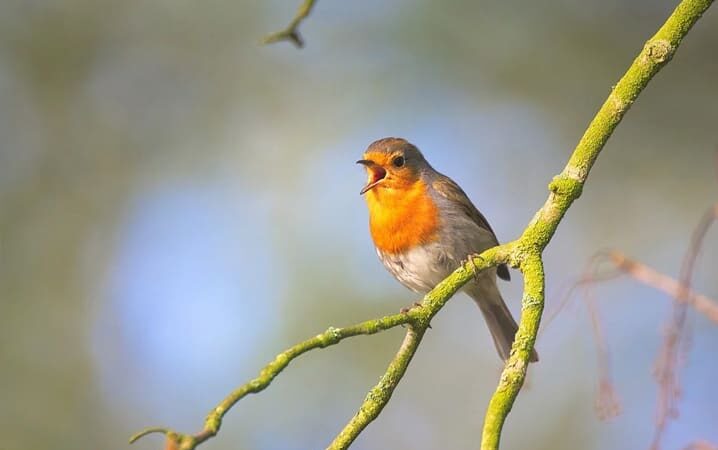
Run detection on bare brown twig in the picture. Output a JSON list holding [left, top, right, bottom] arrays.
[[651, 204, 718, 450], [684, 440, 718, 450], [607, 249, 718, 324], [583, 258, 623, 420], [559, 205, 717, 446]]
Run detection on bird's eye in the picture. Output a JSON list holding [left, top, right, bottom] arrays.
[[392, 156, 405, 168]]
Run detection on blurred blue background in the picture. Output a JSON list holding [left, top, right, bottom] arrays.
[[1, 1, 717, 449]]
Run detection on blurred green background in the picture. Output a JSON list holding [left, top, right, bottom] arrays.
[[1, 1, 717, 449]]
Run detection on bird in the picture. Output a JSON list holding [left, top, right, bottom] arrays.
[[357, 137, 538, 362]]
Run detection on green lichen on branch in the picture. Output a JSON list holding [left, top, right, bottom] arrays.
[[129, 308, 417, 448], [481, 255, 544, 450], [481, 0, 713, 448], [131, 0, 713, 449], [561, 0, 714, 188], [325, 246, 514, 448], [327, 327, 426, 449], [127, 248, 505, 450]]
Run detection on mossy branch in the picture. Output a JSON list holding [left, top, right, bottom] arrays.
[[262, 0, 318, 48], [129, 309, 416, 449], [481, 1, 713, 447], [328, 326, 426, 449], [130, 246, 507, 450], [132, 0, 713, 448]]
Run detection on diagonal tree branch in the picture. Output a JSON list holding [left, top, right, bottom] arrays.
[[607, 249, 718, 323], [563, 247, 718, 422], [131, 0, 714, 449], [129, 309, 416, 449], [328, 326, 426, 449], [130, 246, 510, 450], [481, 0, 713, 447]]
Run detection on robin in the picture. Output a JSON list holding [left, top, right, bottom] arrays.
[[357, 137, 538, 362]]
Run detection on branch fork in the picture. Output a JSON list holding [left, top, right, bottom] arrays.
[[132, 0, 714, 448]]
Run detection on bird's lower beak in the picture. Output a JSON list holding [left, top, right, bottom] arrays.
[[356, 159, 387, 195]]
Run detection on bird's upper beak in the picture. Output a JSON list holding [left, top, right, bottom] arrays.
[[357, 159, 387, 195]]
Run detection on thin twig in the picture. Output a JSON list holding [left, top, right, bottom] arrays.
[[327, 326, 426, 449], [131, 247, 508, 450], [131, 0, 715, 448], [573, 249, 718, 421], [263, 0, 318, 48], [130, 310, 415, 449], [606, 249, 718, 323], [480, 0, 714, 447], [583, 255, 623, 420], [683, 441, 718, 450], [481, 256, 546, 449], [325, 247, 510, 449], [651, 204, 718, 450]]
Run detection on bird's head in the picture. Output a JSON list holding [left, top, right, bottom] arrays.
[[357, 137, 429, 195]]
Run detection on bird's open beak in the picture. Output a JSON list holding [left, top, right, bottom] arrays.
[[357, 159, 387, 195]]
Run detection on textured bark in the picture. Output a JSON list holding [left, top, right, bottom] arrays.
[[131, 0, 715, 449]]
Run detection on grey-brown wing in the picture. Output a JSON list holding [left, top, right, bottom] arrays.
[[432, 176, 511, 281]]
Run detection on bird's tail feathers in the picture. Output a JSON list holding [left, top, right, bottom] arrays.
[[467, 281, 539, 363]]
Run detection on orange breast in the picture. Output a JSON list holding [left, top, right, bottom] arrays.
[[365, 179, 440, 255]]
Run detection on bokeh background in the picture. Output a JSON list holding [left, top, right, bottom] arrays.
[[1, 1, 717, 449]]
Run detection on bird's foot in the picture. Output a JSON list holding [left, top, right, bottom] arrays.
[[465, 253, 485, 283], [400, 302, 432, 329], [400, 301, 423, 314]]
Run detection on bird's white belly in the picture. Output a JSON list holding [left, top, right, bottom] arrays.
[[377, 243, 456, 294]]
